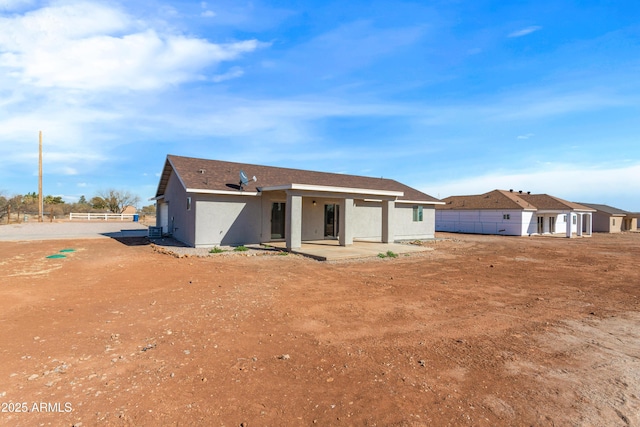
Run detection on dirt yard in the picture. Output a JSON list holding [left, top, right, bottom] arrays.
[[0, 232, 639, 426]]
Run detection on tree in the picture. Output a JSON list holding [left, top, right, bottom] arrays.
[[140, 204, 156, 215], [71, 195, 92, 213], [0, 192, 7, 219], [95, 189, 140, 214], [23, 192, 38, 204], [44, 195, 64, 205], [90, 196, 107, 210]]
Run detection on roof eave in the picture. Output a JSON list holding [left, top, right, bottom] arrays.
[[185, 188, 260, 196], [395, 200, 445, 205], [261, 183, 404, 198]]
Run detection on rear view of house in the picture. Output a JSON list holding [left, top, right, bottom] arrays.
[[436, 189, 595, 237], [153, 155, 443, 249]]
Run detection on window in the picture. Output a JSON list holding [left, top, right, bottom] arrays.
[[503, 214, 510, 220], [413, 205, 423, 222], [573, 215, 577, 225], [187, 197, 191, 211], [613, 218, 616, 226], [563, 215, 567, 222]]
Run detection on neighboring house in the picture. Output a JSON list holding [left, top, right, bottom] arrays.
[[153, 155, 443, 249], [435, 189, 595, 237], [576, 203, 638, 232], [121, 205, 137, 214]]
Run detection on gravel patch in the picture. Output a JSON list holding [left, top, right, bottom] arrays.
[[149, 238, 290, 258]]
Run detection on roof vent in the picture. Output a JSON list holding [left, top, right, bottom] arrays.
[[527, 191, 531, 194], [510, 189, 513, 192], [198, 169, 206, 174], [519, 190, 523, 194]]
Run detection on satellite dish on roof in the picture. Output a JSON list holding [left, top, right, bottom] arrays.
[[239, 170, 249, 186], [239, 170, 257, 190]]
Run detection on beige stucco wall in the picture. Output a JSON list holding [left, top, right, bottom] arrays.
[[194, 196, 262, 247], [157, 172, 195, 246], [393, 204, 436, 240], [162, 174, 439, 248]]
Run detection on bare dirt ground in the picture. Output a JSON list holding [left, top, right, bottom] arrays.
[[0, 232, 639, 426]]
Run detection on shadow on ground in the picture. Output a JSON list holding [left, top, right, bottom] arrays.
[[101, 229, 151, 246]]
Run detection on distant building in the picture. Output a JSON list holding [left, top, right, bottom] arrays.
[[436, 189, 595, 237], [121, 205, 137, 215], [575, 203, 637, 233]]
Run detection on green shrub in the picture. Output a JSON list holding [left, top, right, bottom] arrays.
[[209, 247, 224, 253], [234, 245, 249, 252], [386, 250, 398, 258]]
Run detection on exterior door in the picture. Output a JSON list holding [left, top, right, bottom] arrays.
[[324, 204, 339, 238], [548, 216, 556, 233], [537, 216, 544, 234], [160, 203, 169, 234], [271, 202, 286, 239]]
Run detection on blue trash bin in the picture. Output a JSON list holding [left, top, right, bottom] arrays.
[[133, 214, 139, 222]]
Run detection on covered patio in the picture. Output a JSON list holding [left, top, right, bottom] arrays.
[[261, 184, 404, 250]]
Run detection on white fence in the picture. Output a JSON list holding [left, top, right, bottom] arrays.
[[69, 212, 137, 221]]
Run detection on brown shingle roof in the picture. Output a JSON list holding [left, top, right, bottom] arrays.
[[575, 202, 629, 215], [156, 155, 441, 203], [437, 190, 595, 212], [437, 190, 536, 210], [517, 194, 594, 211]]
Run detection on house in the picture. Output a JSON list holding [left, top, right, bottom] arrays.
[[121, 205, 137, 215], [153, 155, 443, 249], [575, 203, 638, 232], [435, 189, 595, 237]]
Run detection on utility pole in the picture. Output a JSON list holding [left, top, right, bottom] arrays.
[[38, 131, 43, 222]]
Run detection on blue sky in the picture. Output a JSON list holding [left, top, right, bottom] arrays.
[[1, 0, 639, 210]]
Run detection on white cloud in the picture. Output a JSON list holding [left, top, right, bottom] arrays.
[[517, 133, 534, 140], [479, 89, 628, 122], [0, 1, 265, 91], [201, 10, 215, 18], [508, 26, 542, 38], [139, 96, 416, 147], [61, 166, 78, 175], [212, 66, 244, 82]]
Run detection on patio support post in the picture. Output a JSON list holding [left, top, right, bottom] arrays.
[[382, 200, 395, 243], [339, 197, 354, 246], [585, 213, 592, 236], [576, 214, 583, 236], [286, 193, 302, 250], [566, 213, 572, 238]]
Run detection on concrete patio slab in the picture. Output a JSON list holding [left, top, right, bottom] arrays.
[[266, 239, 433, 261]]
